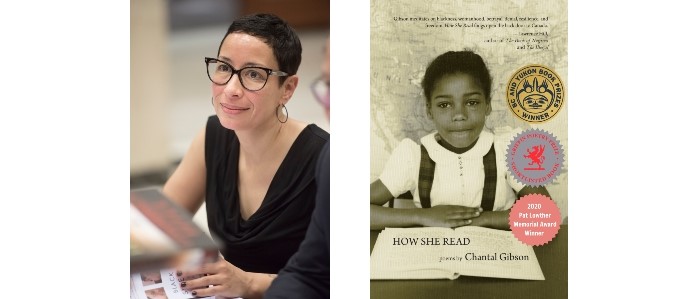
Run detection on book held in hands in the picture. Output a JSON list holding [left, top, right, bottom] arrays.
[[130, 188, 220, 273]]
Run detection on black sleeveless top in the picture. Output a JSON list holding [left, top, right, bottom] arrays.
[[204, 115, 329, 274]]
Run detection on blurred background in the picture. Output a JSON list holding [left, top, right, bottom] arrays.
[[131, 0, 330, 189]]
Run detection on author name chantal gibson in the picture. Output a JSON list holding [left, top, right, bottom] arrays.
[[439, 253, 529, 262]]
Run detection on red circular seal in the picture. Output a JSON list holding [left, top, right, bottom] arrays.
[[509, 194, 561, 246]]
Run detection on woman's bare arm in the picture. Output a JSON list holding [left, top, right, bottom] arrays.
[[163, 127, 207, 215]]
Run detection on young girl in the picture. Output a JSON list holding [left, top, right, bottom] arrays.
[[370, 50, 549, 230]]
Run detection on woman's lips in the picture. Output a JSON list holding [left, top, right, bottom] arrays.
[[220, 103, 250, 114]]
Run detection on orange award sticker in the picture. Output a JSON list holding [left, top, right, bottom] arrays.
[[506, 64, 565, 123], [509, 194, 561, 246]]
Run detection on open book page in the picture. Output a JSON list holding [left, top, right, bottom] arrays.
[[371, 227, 458, 280], [130, 268, 214, 299], [452, 226, 544, 280], [371, 226, 544, 280]]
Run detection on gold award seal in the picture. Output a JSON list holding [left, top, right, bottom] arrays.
[[506, 65, 565, 123]]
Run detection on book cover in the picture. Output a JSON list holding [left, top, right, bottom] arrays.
[[130, 188, 220, 274], [369, 0, 567, 297]]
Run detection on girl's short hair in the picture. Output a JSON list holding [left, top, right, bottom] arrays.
[[421, 50, 492, 104]]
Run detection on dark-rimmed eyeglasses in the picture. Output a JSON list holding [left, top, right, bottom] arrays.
[[205, 57, 288, 91], [310, 76, 330, 109]]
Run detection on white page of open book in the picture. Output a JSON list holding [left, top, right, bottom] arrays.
[[370, 226, 544, 280]]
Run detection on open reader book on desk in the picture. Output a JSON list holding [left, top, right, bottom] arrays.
[[130, 188, 220, 274], [370, 226, 544, 280]]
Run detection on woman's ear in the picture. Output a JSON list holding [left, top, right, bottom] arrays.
[[280, 75, 299, 105], [486, 101, 492, 116]]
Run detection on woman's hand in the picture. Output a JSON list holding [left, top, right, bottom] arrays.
[[418, 205, 482, 228], [179, 258, 270, 299]]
